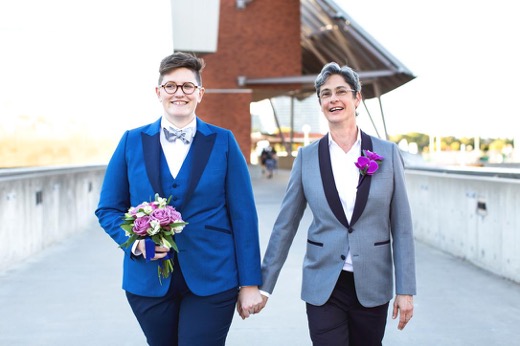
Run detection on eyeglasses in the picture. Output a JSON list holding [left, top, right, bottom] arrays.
[[319, 88, 357, 100], [160, 82, 201, 95]]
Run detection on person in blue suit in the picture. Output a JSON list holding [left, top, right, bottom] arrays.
[[95, 52, 264, 346]]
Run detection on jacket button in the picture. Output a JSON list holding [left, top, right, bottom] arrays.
[[348, 227, 354, 233], [172, 183, 178, 188], [172, 196, 178, 201], [341, 255, 346, 260]]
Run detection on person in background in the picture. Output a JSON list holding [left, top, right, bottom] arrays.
[[95, 52, 264, 346], [257, 62, 416, 346], [261, 146, 278, 178]]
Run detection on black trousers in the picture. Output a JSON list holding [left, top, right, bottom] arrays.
[[126, 256, 238, 346], [306, 270, 389, 346]]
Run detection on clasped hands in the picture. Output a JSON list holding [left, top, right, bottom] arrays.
[[236, 286, 268, 319], [137, 241, 270, 319]]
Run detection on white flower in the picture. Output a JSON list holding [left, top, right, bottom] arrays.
[[155, 194, 168, 208], [148, 220, 161, 235], [172, 221, 185, 234], [142, 205, 153, 215]]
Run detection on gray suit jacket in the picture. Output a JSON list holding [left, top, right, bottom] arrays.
[[260, 131, 416, 307]]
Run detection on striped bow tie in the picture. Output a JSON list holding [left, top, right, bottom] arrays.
[[163, 127, 194, 144]]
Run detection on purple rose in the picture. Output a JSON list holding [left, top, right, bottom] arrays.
[[132, 215, 152, 236], [150, 206, 183, 227]]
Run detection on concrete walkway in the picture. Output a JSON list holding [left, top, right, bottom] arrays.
[[1, 168, 519, 345]]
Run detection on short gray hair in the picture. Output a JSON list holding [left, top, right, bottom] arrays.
[[314, 62, 361, 99]]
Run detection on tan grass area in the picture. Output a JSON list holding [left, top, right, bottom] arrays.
[[0, 136, 117, 168]]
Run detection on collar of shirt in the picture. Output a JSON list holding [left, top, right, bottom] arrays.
[[327, 127, 361, 149]]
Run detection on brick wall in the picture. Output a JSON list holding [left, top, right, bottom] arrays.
[[196, 0, 302, 162]]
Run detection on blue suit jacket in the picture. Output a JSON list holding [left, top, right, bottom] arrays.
[[95, 117, 262, 297]]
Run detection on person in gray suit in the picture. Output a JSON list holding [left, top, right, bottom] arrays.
[[257, 62, 416, 345]]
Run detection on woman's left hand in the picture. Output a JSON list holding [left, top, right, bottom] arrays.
[[392, 294, 414, 330]]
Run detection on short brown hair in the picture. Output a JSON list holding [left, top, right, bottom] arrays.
[[158, 52, 205, 85]]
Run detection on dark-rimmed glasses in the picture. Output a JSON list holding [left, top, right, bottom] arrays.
[[160, 82, 201, 95]]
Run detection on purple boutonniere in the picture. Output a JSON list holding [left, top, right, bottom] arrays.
[[355, 150, 384, 188]]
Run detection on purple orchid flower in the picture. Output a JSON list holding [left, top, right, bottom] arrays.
[[354, 150, 384, 188]]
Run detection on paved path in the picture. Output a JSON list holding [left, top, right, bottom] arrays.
[[1, 168, 519, 345]]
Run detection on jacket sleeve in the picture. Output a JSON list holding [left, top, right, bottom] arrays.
[[260, 147, 308, 294], [94, 131, 132, 251], [390, 143, 417, 295], [224, 131, 263, 287]]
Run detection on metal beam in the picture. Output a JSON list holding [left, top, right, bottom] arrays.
[[237, 70, 398, 86]]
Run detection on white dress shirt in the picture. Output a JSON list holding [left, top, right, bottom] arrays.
[[160, 117, 197, 178], [329, 128, 361, 272]]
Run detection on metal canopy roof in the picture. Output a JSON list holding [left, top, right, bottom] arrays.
[[240, 0, 415, 101]]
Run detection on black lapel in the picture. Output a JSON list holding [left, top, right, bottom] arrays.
[[141, 132, 166, 197], [318, 135, 350, 229], [179, 131, 216, 211], [350, 131, 373, 226]]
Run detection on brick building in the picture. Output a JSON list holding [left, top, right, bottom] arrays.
[[172, 0, 414, 162]]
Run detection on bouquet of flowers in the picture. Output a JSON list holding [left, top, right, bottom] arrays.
[[355, 149, 384, 188], [120, 193, 187, 281]]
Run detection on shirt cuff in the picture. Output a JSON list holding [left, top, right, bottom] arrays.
[[131, 239, 143, 256], [259, 290, 270, 298]]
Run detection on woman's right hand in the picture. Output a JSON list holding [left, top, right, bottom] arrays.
[[136, 239, 170, 260]]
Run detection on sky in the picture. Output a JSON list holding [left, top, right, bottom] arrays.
[[0, 0, 173, 138], [336, 0, 520, 139], [1, 0, 519, 139]]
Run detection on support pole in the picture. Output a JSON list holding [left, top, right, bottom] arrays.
[[269, 99, 291, 153], [373, 83, 389, 140]]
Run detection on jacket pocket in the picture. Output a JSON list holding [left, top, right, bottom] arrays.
[[307, 239, 323, 247], [205, 225, 232, 235], [374, 239, 390, 246]]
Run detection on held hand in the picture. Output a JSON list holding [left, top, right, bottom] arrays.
[[259, 294, 268, 311], [392, 294, 414, 330], [236, 286, 263, 320]]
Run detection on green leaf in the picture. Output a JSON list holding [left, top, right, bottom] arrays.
[[151, 235, 162, 245], [119, 234, 138, 249], [121, 224, 134, 232]]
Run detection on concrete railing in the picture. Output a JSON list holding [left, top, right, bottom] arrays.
[[0, 165, 106, 271], [405, 165, 520, 284], [2, 164, 520, 284]]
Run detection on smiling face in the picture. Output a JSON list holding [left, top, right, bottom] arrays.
[[155, 67, 204, 127], [319, 74, 361, 126]]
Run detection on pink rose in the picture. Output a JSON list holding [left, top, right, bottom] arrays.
[[151, 206, 183, 227], [133, 215, 151, 236]]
